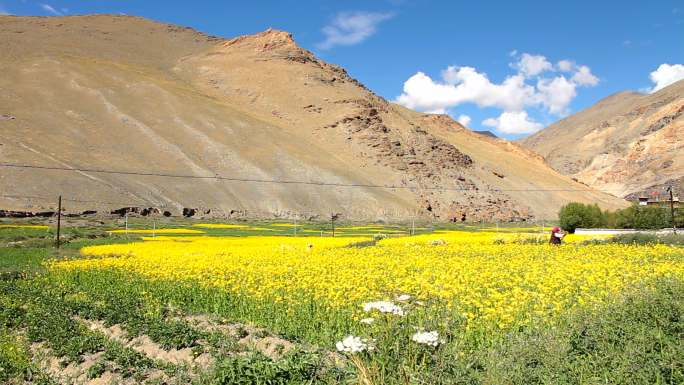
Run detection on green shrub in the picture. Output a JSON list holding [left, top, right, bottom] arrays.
[[560, 202, 679, 231], [205, 351, 330, 385], [558, 203, 606, 233], [615, 204, 671, 229], [610, 233, 684, 246], [611, 233, 660, 245]]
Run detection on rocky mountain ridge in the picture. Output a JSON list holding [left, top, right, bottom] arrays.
[[0, 15, 626, 220], [521, 80, 683, 199]]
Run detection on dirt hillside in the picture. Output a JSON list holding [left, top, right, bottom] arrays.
[[0, 15, 626, 220], [521, 80, 683, 199]]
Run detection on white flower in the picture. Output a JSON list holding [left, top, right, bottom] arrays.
[[395, 294, 411, 302], [359, 317, 375, 324], [335, 335, 372, 354], [363, 301, 405, 316], [411, 331, 443, 347]]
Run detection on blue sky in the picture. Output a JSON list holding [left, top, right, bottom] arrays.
[[1, 0, 683, 139]]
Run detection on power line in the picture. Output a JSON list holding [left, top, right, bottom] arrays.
[[0, 162, 624, 193], [0, 194, 159, 207]]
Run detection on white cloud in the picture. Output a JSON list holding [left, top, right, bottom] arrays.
[[396, 66, 537, 113], [40, 3, 63, 15], [443, 66, 538, 111], [649, 63, 684, 93], [396, 63, 589, 117], [317, 11, 393, 50], [556, 60, 574, 72], [394, 72, 457, 114], [535, 76, 577, 116], [571, 65, 599, 86], [556, 61, 599, 87], [514, 53, 553, 77], [395, 52, 600, 135], [456, 114, 472, 126], [482, 111, 543, 134]]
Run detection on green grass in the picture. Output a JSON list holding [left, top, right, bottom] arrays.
[[34, 267, 683, 385], [0, 329, 56, 385], [0, 247, 51, 277], [200, 351, 341, 385]]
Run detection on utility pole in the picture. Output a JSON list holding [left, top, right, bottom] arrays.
[[667, 186, 677, 234], [55, 195, 62, 248], [331, 213, 335, 238]]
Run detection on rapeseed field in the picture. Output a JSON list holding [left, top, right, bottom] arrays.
[[54, 231, 684, 331], [5, 222, 684, 384]]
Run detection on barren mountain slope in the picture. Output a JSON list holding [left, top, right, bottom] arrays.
[[521, 80, 684, 198], [0, 15, 625, 220]]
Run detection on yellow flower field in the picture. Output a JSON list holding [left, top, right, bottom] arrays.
[[107, 228, 205, 234], [191, 223, 248, 229], [0, 224, 50, 229], [52, 231, 684, 329]]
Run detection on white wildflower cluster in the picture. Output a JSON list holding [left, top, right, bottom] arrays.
[[339, 297, 446, 353], [363, 301, 405, 316], [395, 294, 411, 302], [335, 335, 373, 354], [411, 331, 443, 347]]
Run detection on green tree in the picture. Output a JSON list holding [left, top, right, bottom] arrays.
[[614, 204, 671, 229], [558, 203, 605, 233], [634, 205, 669, 229]]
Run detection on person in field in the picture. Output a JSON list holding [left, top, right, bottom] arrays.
[[549, 226, 566, 245]]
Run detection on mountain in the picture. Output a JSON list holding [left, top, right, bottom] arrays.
[[473, 130, 498, 139], [521, 80, 684, 199], [0, 15, 626, 220]]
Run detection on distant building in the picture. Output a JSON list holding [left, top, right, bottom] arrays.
[[637, 195, 680, 207]]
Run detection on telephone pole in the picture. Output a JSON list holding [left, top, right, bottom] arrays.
[[55, 195, 62, 248], [667, 186, 676, 234], [331, 213, 335, 237]]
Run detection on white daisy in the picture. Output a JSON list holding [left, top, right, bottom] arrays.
[[335, 335, 373, 354], [411, 331, 443, 347]]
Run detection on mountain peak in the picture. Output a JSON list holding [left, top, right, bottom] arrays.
[[521, 82, 684, 197], [0, 15, 627, 220], [224, 28, 299, 51]]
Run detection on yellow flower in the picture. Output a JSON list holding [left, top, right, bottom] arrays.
[[51, 230, 684, 329]]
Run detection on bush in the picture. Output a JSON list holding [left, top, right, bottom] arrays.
[[610, 233, 684, 246], [558, 203, 606, 233], [559, 202, 680, 231], [614, 204, 671, 229], [610, 233, 660, 245]]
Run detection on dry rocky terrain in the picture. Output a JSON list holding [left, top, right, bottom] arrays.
[[521, 80, 683, 199], [0, 15, 626, 220]]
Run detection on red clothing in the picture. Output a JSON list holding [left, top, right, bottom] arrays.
[[549, 227, 563, 245]]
